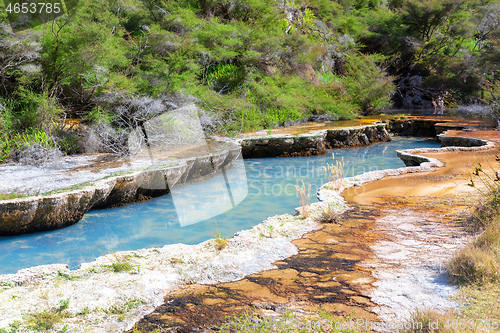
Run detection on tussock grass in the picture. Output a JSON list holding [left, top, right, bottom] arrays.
[[102, 252, 138, 273], [24, 299, 71, 331], [448, 194, 500, 284], [323, 153, 345, 191], [401, 285, 500, 333], [210, 220, 229, 251], [401, 159, 500, 333], [103, 261, 135, 273], [212, 231, 229, 251], [320, 204, 342, 224]]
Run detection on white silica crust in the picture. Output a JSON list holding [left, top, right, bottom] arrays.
[[0, 133, 494, 332], [0, 154, 155, 196], [366, 210, 472, 327], [0, 199, 343, 333]]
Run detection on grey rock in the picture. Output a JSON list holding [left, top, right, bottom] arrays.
[[0, 143, 242, 235]]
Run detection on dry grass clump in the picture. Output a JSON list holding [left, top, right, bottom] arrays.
[[449, 157, 500, 284], [323, 153, 345, 190], [319, 205, 341, 224], [210, 221, 229, 251], [448, 208, 500, 284], [213, 231, 228, 251], [400, 284, 500, 333], [400, 309, 462, 333], [401, 309, 451, 333], [295, 180, 311, 218]]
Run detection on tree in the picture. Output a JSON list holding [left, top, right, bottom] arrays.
[[0, 31, 42, 93]]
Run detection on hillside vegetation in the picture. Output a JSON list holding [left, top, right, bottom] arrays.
[[1, 0, 500, 162]]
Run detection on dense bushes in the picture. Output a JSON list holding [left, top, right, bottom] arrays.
[[0, 91, 72, 164], [2, 0, 499, 163]]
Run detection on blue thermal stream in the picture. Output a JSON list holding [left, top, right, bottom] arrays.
[[0, 137, 441, 274]]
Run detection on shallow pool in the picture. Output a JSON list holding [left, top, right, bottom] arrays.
[[0, 137, 441, 274]]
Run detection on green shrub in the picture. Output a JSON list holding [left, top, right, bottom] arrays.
[[0, 138, 11, 163], [5, 90, 63, 133], [205, 63, 246, 94], [56, 134, 80, 155], [264, 107, 303, 127], [343, 53, 394, 113], [24, 299, 71, 331], [13, 128, 56, 150]]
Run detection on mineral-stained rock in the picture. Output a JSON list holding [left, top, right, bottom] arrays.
[[99, 175, 141, 207], [241, 135, 326, 158], [325, 125, 390, 148], [5, 121, 486, 236], [0, 143, 242, 235], [241, 124, 391, 158], [0, 190, 97, 235], [389, 119, 438, 137], [439, 135, 488, 148]]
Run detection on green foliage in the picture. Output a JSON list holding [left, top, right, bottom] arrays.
[[219, 309, 361, 333], [103, 261, 135, 273], [403, 0, 471, 42], [211, 231, 228, 251], [343, 53, 394, 113], [24, 299, 71, 331], [58, 298, 70, 311], [2, 0, 498, 146], [57, 271, 77, 281], [0, 138, 12, 163], [4, 90, 63, 133], [13, 128, 56, 150], [55, 132, 81, 155], [205, 63, 246, 94], [102, 253, 137, 273], [0, 193, 27, 201], [196, 19, 242, 61], [85, 106, 114, 125], [0, 321, 21, 333]]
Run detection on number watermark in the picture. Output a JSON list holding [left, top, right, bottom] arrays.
[[3, 0, 79, 31]]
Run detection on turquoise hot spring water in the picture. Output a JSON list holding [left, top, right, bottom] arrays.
[[0, 137, 441, 274]]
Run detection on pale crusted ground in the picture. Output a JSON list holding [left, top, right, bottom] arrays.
[[0, 154, 153, 196], [343, 130, 499, 330], [0, 132, 495, 332], [0, 141, 228, 196], [367, 210, 472, 326], [0, 197, 345, 332]]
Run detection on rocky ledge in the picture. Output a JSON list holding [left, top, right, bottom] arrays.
[[397, 131, 495, 167], [0, 143, 241, 235], [0, 123, 389, 236], [389, 116, 494, 137], [240, 124, 391, 158], [0, 119, 490, 236]]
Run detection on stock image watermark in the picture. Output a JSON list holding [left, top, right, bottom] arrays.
[[3, 0, 79, 31], [236, 316, 499, 332]]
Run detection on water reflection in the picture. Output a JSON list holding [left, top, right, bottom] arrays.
[[172, 158, 248, 226], [127, 103, 249, 226], [0, 137, 440, 273]]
